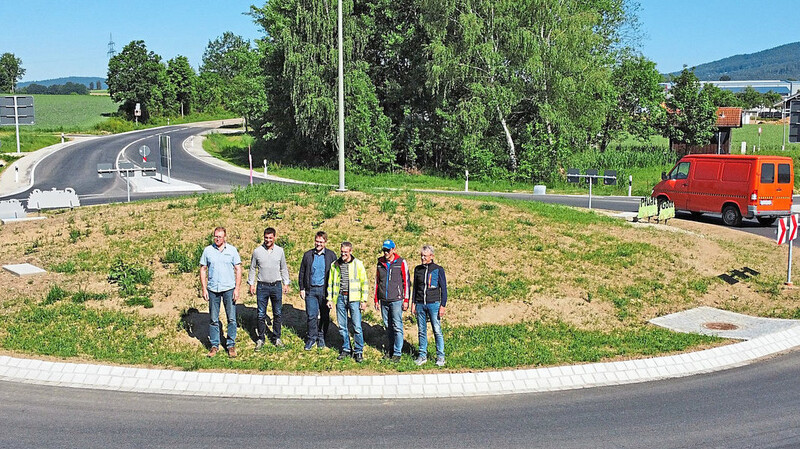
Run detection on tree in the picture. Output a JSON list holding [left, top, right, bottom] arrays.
[[719, 75, 731, 81], [423, 0, 629, 180], [736, 86, 763, 109], [252, 0, 394, 170], [599, 54, 666, 151], [0, 53, 25, 93], [106, 40, 169, 121], [662, 68, 716, 146], [166, 55, 197, 117], [702, 83, 742, 108], [89, 81, 95, 90], [200, 32, 251, 80], [225, 42, 268, 135]]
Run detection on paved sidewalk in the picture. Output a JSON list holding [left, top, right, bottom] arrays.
[[1, 323, 799, 399]]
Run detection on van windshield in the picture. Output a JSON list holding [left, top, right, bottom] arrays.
[[669, 162, 690, 180]]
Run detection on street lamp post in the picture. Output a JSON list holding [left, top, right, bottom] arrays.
[[336, 0, 346, 192], [783, 101, 787, 151]]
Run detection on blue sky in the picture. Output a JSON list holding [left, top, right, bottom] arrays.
[[8, 0, 263, 81], [6, 1, 800, 82], [639, 0, 800, 74]]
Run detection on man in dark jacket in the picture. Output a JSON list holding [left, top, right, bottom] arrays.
[[373, 239, 410, 361], [299, 231, 338, 350], [411, 245, 448, 367]]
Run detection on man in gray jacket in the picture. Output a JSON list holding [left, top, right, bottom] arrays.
[[248, 227, 291, 349]]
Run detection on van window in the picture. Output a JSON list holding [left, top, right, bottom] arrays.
[[778, 164, 791, 183], [721, 162, 750, 182], [695, 161, 721, 180], [670, 162, 690, 180], [761, 163, 775, 183]]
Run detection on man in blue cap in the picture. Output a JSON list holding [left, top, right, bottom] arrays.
[[373, 239, 410, 362]]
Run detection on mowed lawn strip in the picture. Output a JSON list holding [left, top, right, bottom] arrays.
[[1, 183, 794, 373]]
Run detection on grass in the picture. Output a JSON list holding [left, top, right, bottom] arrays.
[[0, 184, 792, 373], [0, 302, 721, 372]]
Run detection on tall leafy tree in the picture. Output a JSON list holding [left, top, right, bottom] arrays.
[[0, 53, 25, 93], [599, 54, 665, 151], [166, 55, 197, 117], [106, 40, 168, 121], [662, 68, 716, 146], [423, 0, 628, 180], [252, 0, 394, 170]]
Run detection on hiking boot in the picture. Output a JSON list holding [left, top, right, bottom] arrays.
[[228, 346, 237, 358], [337, 351, 351, 361], [275, 338, 284, 347], [435, 357, 445, 367], [354, 353, 363, 363], [206, 346, 219, 358], [304, 340, 315, 351], [317, 338, 326, 349], [255, 339, 264, 351], [414, 356, 427, 366], [391, 355, 401, 363]]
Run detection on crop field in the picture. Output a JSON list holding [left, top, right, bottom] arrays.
[[25, 94, 118, 131]]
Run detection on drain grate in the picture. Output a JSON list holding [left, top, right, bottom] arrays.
[[702, 322, 739, 331]]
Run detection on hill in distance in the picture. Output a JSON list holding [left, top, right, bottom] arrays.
[[667, 42, 800, 81], [17, 76, 106, 88]]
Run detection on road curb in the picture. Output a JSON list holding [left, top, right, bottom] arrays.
[[1, 326, 798, 399]]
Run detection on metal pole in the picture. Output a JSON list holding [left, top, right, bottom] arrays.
[[783, 103, 787, 151], [336, 0, 346, 192], [13, 96, 21, 154], [588, 177, 593, 209], [788, 238, 793, 285]]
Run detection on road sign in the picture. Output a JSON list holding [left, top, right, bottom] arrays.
[[142, 161, 157, 177], [777, 215, 799, 244], [790, 100, 800, 144], [97, 163, 114, 179], [119, 162, 135, 177], [0, 96, 35, 126], [134, 103, 141, 117]]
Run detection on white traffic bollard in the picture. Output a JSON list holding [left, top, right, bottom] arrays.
[[264, 159, 268, 177], [628, 175, 632, 197], [465, 170, 469, 192]]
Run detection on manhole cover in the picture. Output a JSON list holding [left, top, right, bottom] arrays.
[[702, 322, 739, 331]]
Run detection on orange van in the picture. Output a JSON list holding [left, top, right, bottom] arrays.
[[651, 154, 794, 226]]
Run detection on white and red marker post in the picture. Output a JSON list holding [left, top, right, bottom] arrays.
[[777, 214, 799, 285]]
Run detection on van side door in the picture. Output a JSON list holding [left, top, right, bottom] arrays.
[[665, 161, 691, 209]]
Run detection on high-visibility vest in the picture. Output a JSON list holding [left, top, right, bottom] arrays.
[[328, 257, 368, 304]]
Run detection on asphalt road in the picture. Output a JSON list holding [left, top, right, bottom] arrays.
[[5, 126, 788, 239], [2, 348, 800, 448]]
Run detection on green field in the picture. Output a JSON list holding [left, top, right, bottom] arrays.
[[0, 95, 119, 153], [26, 94, 118, 131], [732, 123, 800, 153]]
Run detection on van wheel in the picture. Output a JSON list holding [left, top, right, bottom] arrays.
[[757, 216, 776, 226], [722, 205, 742, 227]]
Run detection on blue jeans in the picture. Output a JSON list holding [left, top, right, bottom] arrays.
[[416, 302, 444, 359], [208, 289, 236, 349], [305, 286, 329, 343], [336, 294, 364, 354], [256, 282, 282, 341], [380, 300, 404, 357]]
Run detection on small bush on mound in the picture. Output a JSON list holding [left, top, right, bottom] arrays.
[[108, 258, 153, 297]]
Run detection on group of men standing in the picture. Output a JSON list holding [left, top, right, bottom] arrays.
[[199, 227, 448, 367]]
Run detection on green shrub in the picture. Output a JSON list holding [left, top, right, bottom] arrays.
[[108, 258, 153, 296]]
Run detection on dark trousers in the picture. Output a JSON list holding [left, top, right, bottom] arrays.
[[256, 282, 282, 341], [305, 286, 329, 343]]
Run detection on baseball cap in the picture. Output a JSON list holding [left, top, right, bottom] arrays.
[[382, 239, 396, 249]]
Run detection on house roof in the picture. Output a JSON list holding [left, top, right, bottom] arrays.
[[716, 107, 742, 128]]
